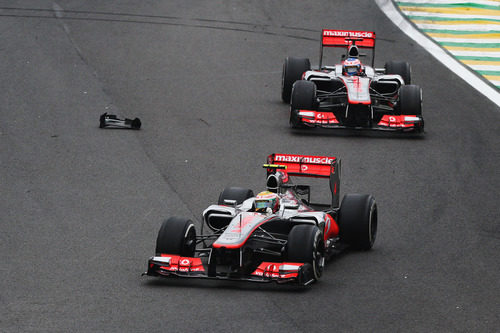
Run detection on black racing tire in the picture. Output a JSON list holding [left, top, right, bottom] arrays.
[[290, 80, 316, 129], [282, 57, 311, 103], [217, 187, 254, 205], [399, 84, 422, 116], [385, 61, 411, 85], [287, 224, 324, 281], [338, 194, 377, 251], [155, 216, 196, 256]]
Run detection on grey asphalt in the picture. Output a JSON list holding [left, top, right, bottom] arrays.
[[1, 1, 499, 332]]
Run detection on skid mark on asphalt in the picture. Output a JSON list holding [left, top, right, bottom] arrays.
[[213, 70, 281, 78], [0, 6, 318, 42], [395, 0, 500, 89]]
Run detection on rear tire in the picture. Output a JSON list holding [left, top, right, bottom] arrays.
[[155, 217, 196, 256], [290, 80, 316, 129], [287, 224, 324, 281], [218, 187, 254, 205], [282, 57, 311, 103], [338, 194, 377, 250], [385, 61, 411, 85]]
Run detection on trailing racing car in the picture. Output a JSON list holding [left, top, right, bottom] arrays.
[[281, 29, 424, 132], [144, 153, 377, 286]]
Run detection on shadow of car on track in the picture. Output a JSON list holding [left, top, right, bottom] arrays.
[[142, 277, 311, 293]]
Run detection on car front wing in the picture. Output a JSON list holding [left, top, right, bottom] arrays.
[[296, 109, 424, 132], [143, 254, 314, 285]]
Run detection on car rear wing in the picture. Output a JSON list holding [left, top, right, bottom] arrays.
[[320, 29, 376, 68], [264, 153, 341, 208]]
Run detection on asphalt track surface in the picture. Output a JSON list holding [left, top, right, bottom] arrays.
[[1, 1, 499, 332]]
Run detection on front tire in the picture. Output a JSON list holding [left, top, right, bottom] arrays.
[[282, 57, 311, 103], [155, 217, 196, 256], [287, 224, 324, 281], [338, 194, 377, 250], [399, 84, 422, 116]]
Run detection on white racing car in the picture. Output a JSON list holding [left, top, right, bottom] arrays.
[[144, 153, 377, 286], [282, 29, 424, 132]]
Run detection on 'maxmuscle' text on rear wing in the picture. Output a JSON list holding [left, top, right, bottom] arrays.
[[265, 153, 341, 208], [322, 29, 376, 48], [266, 153, 336, 178], [320, 29, 376, 68]]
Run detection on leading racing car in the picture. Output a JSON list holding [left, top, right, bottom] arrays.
[[144, 153, 377, 286], [281, 29, 424, 132]]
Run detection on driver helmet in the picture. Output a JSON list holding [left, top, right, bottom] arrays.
[[343, 57, 362, 76], [255, 191, 280, 213]]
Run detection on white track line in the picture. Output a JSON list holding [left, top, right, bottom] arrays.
[[400, 0, 499, 4], [401, 11, 500, 20], [414, 23, 500, 31], [449, 50, 500, 57], [433, 37, 500, 43], [468, 64, 500, 70]]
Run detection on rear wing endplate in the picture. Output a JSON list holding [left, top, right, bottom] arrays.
[[265, 153, 341, 208]]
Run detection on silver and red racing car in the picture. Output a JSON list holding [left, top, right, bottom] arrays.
[[281, 29, 424, 132], [144, 153, 377, 286]]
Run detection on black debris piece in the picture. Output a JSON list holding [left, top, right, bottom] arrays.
[[99, 113, 141, 129]]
